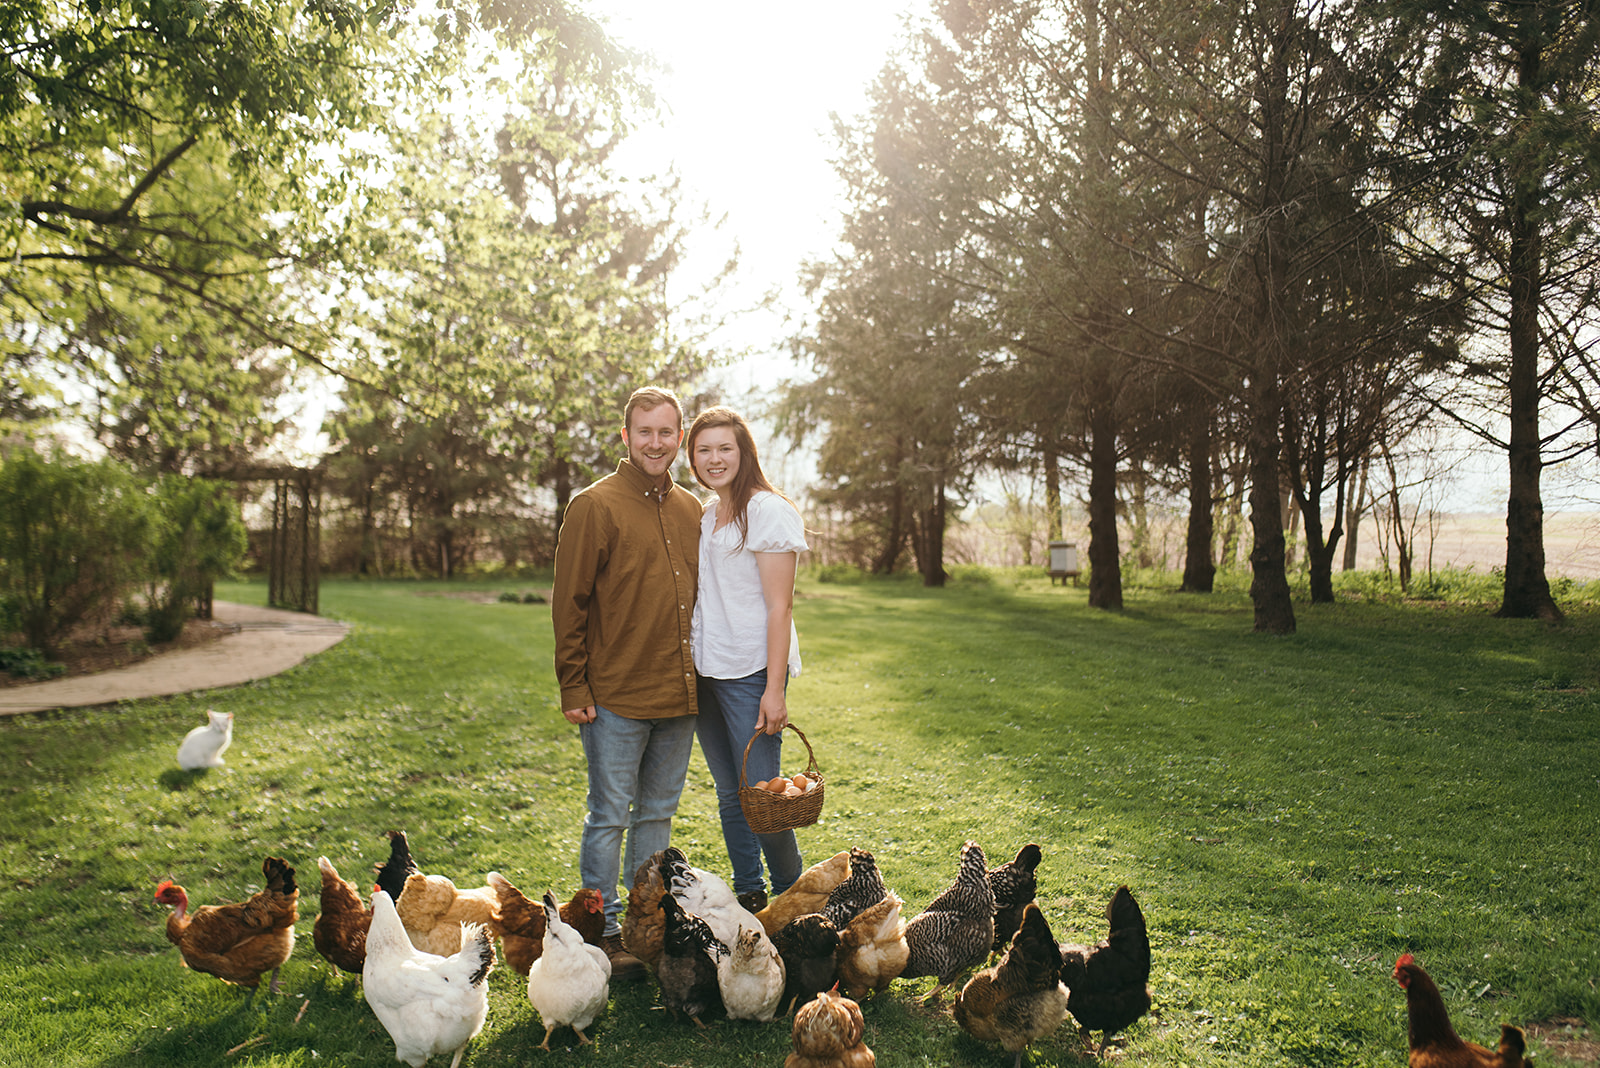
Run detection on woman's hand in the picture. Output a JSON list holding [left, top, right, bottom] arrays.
[[757, 686, 788, 734]]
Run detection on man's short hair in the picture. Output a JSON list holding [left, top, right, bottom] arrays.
[[623, 386, 683, 433]]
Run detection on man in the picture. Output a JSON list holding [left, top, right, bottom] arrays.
[[551, 386, 701, 980]]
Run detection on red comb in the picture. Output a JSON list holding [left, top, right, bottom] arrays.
[[1396, 953, 1414, 967]]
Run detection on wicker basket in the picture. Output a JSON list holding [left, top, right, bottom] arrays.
[[737, 724, 825, 834]]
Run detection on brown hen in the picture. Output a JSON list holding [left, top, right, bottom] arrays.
[[154, 855, 298, 996], [312, 855, 372, 977], [1395, 954, 1533, 1068]]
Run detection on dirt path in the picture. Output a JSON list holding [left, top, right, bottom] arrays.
[[0, 602, 349, 716]]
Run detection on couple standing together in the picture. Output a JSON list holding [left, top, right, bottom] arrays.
[[551, 386, 807, 980]]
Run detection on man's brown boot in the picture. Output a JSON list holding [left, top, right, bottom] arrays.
[[602, 933, 646, 980]]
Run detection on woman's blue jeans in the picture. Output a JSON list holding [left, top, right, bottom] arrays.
[[578, 704, 698, 935], [695, 669, 804, 897]]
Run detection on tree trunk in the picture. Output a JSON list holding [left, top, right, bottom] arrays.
[[552, 454, 573, 534], [1247, 376, 1295, 632], [873, 478, 907, 574], [1085, 405, 1123, 610], [1043, 442, 1062, 542], [915, 476, 947, 588], [1342, 458, 1368, 571], [1181, 412, 1216, 592], [1496, 34, 1563, 620]]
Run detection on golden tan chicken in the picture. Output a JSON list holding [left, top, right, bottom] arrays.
[[955, 904, 1069, 1068], [396, 871, 501, 957], [154, 855, 298, 997], [621, 849, 668, 972], [758, 850, 853, 935], [786, 985, 875, 1068], [835, 891, 908, 1000], [1395, 954, 1533, 1068], [312, 855, 372, 977]]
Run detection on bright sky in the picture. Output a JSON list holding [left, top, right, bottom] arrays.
[[585, 0, 922, 395]]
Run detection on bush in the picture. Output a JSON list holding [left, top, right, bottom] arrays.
[[0, 451, 150, 654], [0, 645, 65, 680], [143, 477, 247, 643]]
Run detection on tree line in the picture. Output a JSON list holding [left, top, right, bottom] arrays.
[[782, 0, 1600, 631], [2, 0, 717, 580]]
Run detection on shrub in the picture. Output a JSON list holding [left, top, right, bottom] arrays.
[[0, 645, 65, 680], [497, 590, 521, 603], [0, 451, 150, 654], [143, 477, 247, 643]]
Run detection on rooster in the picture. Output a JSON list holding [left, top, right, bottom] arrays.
[[1394, 954, 1533, 1068], [363, 890, 494, 1068], [987, 844, 1043, 954], [901, 840, 996, 1002], [153, 855, 298, 997], [1058, 885, 1151, 1053], [527, 891, 611, 1049], [955, 903, 1069, 1068], [312, 855, 372, 977]]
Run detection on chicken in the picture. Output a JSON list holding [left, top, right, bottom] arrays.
[[954, 903, 1070, 1068], [1058, 885, 1151, 1053], [987, 844, 1043, 954], [786, 985, 876, 1068], [373, 829, 418, 903], [312, 855, 372, 977], [363, 890, 494, 1068], [717, 924, 787, 1022], [659, 847, 766, 952], [1394, 954, 1533, 1068], [758, 850, 853, 934], [835, 891, 909, 1000], [621, 849, 669, 972], [487, 873, 605, 977], [396, 871, 501, 957], [153, 855, 298, 997], [773, 913, 842, 1015], [821, 848, 888, 930], [527, 891, 612, 1049], [901, 840, 996, 1002], [657, 891, 726, 1027]]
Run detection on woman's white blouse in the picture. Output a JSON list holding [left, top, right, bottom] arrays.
[[691, 490, 808, 681]]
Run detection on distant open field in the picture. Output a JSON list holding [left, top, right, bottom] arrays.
[[1389, 512, 1600, 579]]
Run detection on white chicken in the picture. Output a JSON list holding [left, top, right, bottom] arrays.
[[717, 924, 787, 1022], [362, 890, 494, 1068], [659, 847, 767, 952], [527, 890, 611, 1050]]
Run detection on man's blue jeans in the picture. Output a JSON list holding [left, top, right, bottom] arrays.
[[578, 704, 697, 935], [696, 670, 804, 897]]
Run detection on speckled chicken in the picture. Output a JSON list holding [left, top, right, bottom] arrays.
[[901, 841, 995, 1002], [312, 855, 372, 977], [1058, 885, 1151, 1053], [758, 851, 852, 934], [773, 912, 841, 1014], [821, 848, 887, 930], [835, 891, 908, 1000], [656, 892, 726, 1027], [987, 844, 1043, 954], [621, 849, 669, 972], [786, 985, 875, 1068], [955, 904, 1069, 1068]]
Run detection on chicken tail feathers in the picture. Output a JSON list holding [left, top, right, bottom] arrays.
[[263, 856, 297, 897], [463, 923, 495, 986]]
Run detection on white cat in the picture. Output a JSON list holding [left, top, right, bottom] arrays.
[[176, 709, 233, 770]]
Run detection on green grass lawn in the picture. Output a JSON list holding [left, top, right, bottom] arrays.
[[1, 570, 1595, 1068]]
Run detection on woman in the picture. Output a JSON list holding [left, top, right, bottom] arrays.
[[686, 406, 807, 913]]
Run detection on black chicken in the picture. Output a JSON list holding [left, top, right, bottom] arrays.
[[373, 829, 418, 903], [822, 848, 887, 930], [656, 892, 726, 1027], [987, 843, 1043, 953], [1058, 885, 1151, 1054], [901, 840, 996, 1002], [772, 912, 841, 1015]]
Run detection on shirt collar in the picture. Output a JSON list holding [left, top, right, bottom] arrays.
[[616, 457, 676, 500]]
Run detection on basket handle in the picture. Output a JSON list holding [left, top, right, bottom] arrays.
[[739, 723, 820, 790]]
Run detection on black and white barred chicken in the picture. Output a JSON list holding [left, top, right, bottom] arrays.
[[822, 848, 887, 930], [900, 840, 995, 1002], [987, 844, 1043, 954]]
